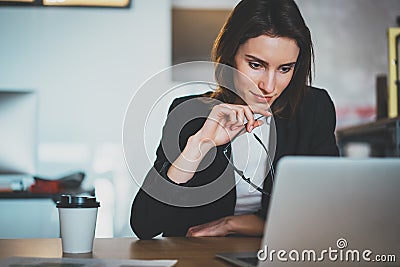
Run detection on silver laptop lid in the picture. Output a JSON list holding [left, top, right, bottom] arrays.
[[259, 156, 400, 267]]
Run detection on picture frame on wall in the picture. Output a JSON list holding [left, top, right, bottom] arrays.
[[0, 0, 130, 8], [0, 0, 37, 6]]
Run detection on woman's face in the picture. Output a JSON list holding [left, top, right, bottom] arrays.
[[233, 35, 300, 114]]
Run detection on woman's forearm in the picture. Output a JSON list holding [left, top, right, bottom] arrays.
[[167, 134, 214, 184], [226, 214, 265, 236], [186, 214, 265, 237]]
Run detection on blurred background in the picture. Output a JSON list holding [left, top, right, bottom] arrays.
[[0, 0, 399, 238]]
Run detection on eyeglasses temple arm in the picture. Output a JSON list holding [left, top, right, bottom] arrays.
[[253, 133, 275, 184]]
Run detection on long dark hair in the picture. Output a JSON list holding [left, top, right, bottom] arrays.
[[211, 0, 314, 118]]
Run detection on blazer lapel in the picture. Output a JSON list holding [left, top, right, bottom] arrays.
[[270, 115, 291, 165]]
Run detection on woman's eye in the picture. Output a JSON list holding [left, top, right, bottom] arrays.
[[249, 62, 262, 69], [280, 65, 294, 73]]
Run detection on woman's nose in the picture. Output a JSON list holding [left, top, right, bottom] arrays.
[[258, 72, 275, 94]]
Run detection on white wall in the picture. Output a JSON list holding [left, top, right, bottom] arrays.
[[0, 0, 399, 238], [0, 0, 171, 237]]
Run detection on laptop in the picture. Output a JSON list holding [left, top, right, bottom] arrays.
[[216, 156, 400, 267]]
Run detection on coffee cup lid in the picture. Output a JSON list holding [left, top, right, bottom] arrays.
[[56, 195, 100, 208]]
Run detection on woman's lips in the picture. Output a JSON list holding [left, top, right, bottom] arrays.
[[251, 91, 273, 103]]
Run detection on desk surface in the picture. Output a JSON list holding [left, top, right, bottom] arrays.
[[0, 188, 95, 202], [0, 237, 262, 267]]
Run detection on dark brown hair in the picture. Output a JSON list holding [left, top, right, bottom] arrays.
[[211, 0, 314, 118]]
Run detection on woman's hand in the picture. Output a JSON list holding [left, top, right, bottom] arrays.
[[194, 104, 270, 148], [186, 216, 233, 237], [166, 104, 270, 184], [186, 214, 265, 237]]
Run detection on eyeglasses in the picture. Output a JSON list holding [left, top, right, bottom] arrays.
[[222, 115, 275, 197]]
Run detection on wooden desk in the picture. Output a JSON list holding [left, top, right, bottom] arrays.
[[0, 237, 262, 267]]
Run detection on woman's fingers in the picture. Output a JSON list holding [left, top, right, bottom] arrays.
[[241, 106, 255, 132], [209, 105, 238, 131], [260, 109, 273, 117], [219, 106, 239, 129], [186, 217, 230, 237], [203, 103, 271, 146], [253, 119, 264, 129], [219, 104, 255, 132]]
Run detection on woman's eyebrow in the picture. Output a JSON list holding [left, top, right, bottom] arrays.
[[245, 54, 268, 65], [245, 54, 296, 67]]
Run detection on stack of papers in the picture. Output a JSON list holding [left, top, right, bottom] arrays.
[[0, 257, 177, 267]]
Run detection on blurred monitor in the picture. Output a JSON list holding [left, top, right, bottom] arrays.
[[0, 91, 37, 175], [172, 8, 231, 81]]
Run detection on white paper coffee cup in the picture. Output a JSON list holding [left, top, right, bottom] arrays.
[[57, 195, 100, 254]]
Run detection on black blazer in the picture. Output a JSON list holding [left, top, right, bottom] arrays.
[[130, 87, 339, 239]]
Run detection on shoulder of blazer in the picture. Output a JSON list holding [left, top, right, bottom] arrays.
[[298, 86, 337, 138], [300, 86, 335, 114], [163, 92, 217, 151], [276, 86, 335, 135], [303, 86, 332, 102], [168, 91, 214, 114]]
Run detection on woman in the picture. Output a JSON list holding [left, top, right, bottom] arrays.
[[130, 0, 339, 239]]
